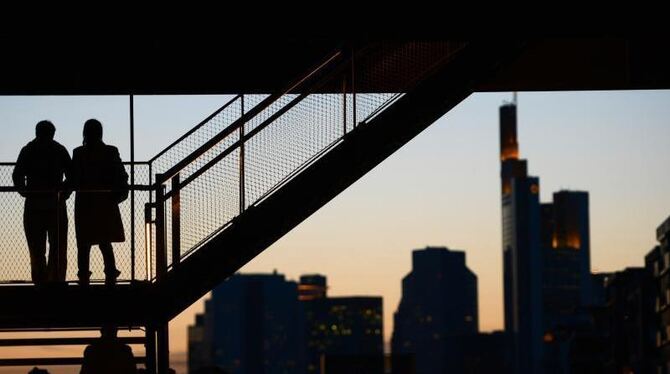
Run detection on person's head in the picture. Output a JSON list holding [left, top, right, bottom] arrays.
[[83, 119, 103, 145], [35, 120, 55, 141], [100, 325, 118, 339]]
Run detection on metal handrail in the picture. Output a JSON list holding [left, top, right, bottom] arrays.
[[147, 95, 244, 164], [153, 50, 345, 186], [0, 161, 153, 192]]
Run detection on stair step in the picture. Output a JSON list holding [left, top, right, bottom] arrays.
[[0, 356, 146, 366], [0, 337, 145, 346]]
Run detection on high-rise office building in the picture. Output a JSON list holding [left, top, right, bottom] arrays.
[[499, 99, 596, 373], [645, 215, 670, 372], [391, 246, 478, 374], [603, 268, 656, 373], [300, 274, 383, 374], [541, 191, 592, 332], [499, 101, 544, 374], [187, 272, 305, 374]]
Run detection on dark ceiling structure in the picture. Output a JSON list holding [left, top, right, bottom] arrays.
[[1, 30, 670, 94]]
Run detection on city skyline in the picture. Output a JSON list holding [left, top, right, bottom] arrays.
[[0, 90, 669, 372]]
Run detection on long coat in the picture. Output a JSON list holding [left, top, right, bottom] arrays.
[[71, 143, 128, 245]]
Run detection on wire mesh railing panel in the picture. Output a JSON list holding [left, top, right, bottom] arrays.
[[243, 95, 300, 135], [174, 148, 241, 258], [150, 95, 269, 181], [353, 42, 465, 124], [0, 163, 151, 283], [150, 97, 241, 180], [244, 93, 345, 206], [128, 164, 151, 281], [0, 165, 32, 282]]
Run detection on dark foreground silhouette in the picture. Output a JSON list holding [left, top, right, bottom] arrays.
[[70, 119, 128, 286], [27, 367, 50, 374], [80, 326, 136, 374], [13, 120, 71, 284]]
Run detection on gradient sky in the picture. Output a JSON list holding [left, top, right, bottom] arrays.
[[0, 90, 669, 373]]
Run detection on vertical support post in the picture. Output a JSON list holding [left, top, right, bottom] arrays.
[[130, 94, 136, 281], [239, 95, 245, 213], [352, 49, 357, 129], [343, 75, 347, 136], [155, 176, 167, 280], [146, 163, 153, 280], [145, 326, 156, 374], [171, 174, 180, 267], [157, 324, 170, 374], [144, 203, 153, 281]]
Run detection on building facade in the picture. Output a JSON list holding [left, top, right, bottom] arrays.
[[646, 215, 670, 372], [391, 246, 478, 374], [299, 274, 383, 374], [187, 272, 305, 374], [540, 191, 592, 333], [604, 268, 656, 373]]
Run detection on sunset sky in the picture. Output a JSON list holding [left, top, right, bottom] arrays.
[[0, 90, 668, 373]]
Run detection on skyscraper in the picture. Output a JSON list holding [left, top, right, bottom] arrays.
[[187, 272, 305, 374], [541, 191, 592, 332], [499, 101, 544, 374], [391, 246, 478, 374], [499, 99, 594, 373]]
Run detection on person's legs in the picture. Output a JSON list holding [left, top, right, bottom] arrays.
[[24, 207, 47, 285], [77, 241, 92, 285], [99, 242, 119, 285], [46, 205, 68, 282]]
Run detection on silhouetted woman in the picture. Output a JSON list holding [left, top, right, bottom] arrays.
[[71, 119, 128, 286]]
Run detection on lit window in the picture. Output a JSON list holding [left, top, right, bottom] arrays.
[[543, 332, 554, 343]]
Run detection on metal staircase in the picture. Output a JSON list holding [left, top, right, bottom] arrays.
[[0, 40, 525, 372]]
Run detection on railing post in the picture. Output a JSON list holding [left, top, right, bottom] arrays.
[[145, 325, 156, 374], [130, 94, 135, 281], [157, 324, 170, 374], [171, 174, 180, 268], [239, 95, 245, 213], [155, 175, 167, 280], [343, 75, 347, 136], [146, 162, 153, 281], [352, 48, 357, 128], [144, 203, 153, 281]]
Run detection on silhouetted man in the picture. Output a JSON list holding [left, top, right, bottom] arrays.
[[12, 120, 71, 284], [71, 119, 128, 286], [80, 326, 137, 374]]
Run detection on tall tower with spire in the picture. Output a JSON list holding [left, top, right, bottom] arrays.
[[499, 97, 544, 374]]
